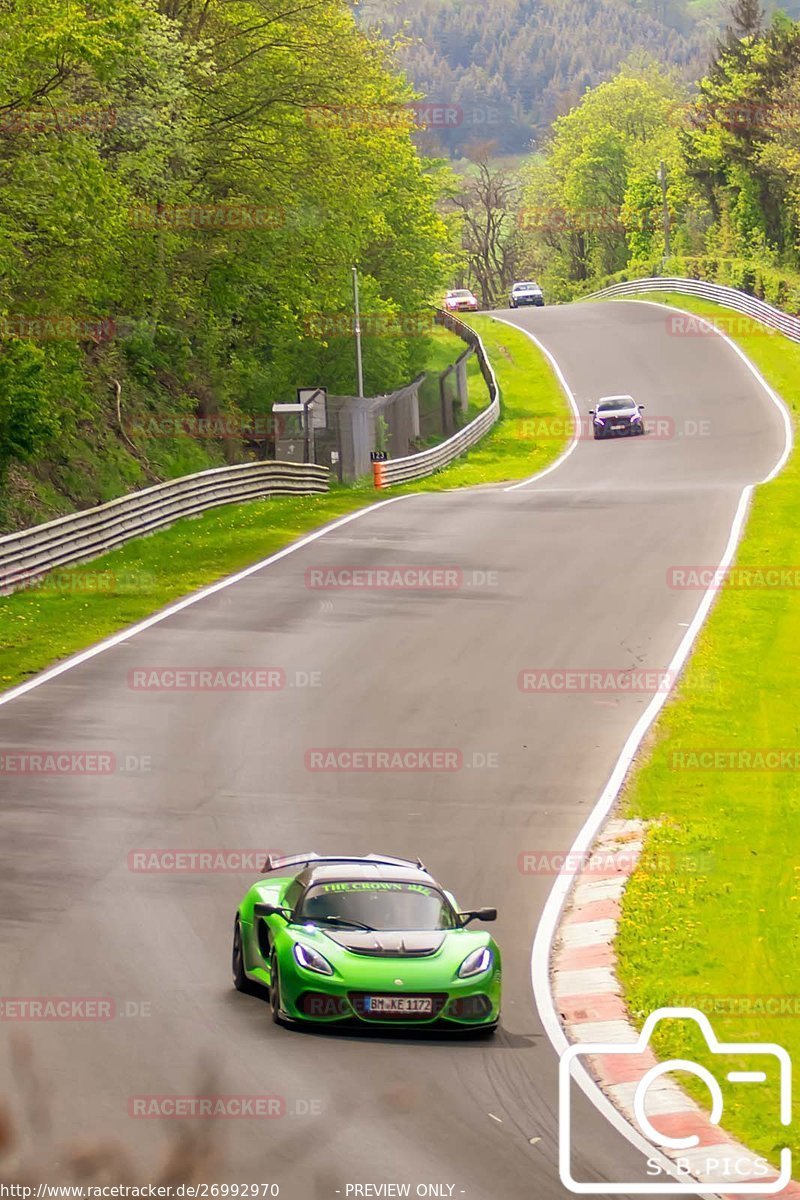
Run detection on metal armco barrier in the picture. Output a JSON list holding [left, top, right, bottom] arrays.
[[0, 460, 329, 594], [372, 308, 500, 488], [586, 276, 800, 342]]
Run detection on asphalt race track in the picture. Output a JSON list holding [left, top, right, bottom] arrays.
[[0, 300, 788, 1198]]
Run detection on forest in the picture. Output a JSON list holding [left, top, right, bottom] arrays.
[[4, 0, 800, 526], [365, 0, 715, 157], [451, 0, 800, 309], [0, 0, 455, 526]]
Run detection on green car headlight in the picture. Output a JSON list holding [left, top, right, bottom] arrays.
[[293, 941, 334, 976], [458, 946, 494, 978]]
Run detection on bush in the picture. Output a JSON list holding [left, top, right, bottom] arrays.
[[575, 256, 800, 313]]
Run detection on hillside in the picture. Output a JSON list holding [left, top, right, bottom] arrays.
[[363, 0, 719, 155], [0, 0, 453, 533]]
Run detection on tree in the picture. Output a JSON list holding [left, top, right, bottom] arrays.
[[0, 0, 453, 523], [449, 155, 519, 305], [714, 0, 764, 66], [0, 343, 61, 490], [519, 64, 688, 287]]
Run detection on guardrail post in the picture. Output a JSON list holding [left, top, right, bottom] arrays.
[[0, 460, 331, 594]]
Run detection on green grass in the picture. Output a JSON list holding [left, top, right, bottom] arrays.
[[609, 293, 800, 1166], [0, 314, 568, 690], [391, 315, 569, 490], [420, 324, 469, 376], [415, 324, 485, 440]]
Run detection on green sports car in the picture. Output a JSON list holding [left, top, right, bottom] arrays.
[[232, 853, 501, 1033]]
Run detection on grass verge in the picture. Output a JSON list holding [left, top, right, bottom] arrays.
[[0, 314, 568, 691], [609, 293, 800, 1165]]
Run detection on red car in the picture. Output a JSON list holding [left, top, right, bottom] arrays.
[[444, 288, 479, 313]]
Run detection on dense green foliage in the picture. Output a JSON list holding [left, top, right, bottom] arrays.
[[573, 254, 800, 305], [0, 0, 453, 528], [0, 313, 570, 688], [514, 3, 800, 301], [612, 290, 800, 1165], [364, 0, 714, 157]]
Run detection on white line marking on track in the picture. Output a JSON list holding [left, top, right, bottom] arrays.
[[491, 315, 583, 492], [1, 301, 790, 1189], [530, 295, 793, 1190], [0, 313, 595, 709], [0, 496, 415, 709], [625, 298, 793, 482]]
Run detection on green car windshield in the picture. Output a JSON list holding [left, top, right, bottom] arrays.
[[297, 881, 458, 930]]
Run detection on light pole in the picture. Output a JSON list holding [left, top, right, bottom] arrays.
[[657, 161, 671, 263], [352, 265, 364, 399]]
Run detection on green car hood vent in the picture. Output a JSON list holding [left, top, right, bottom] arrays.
[[323, 930, 445, 957]]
